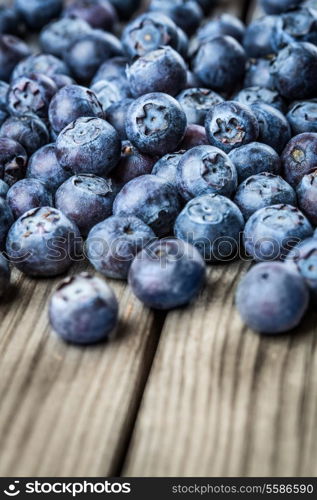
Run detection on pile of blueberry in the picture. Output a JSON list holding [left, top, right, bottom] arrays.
[[1, 0, 317, 344]]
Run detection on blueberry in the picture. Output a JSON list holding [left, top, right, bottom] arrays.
[[56, 117, 120, 177], [0, 115, 49, 156], [272, 8, 317, 51], [261, 0, 305, 14], [55, 174, 118, 236], [49, 273, 118, 344], [176, 88, 224, 125], [26, 143, 70, 193], [62, 0, 117, 31], [174, 194, 244, 262], [177, 145, 237, 201], [235, 86, 286, 113], [86, 215, 155, 279], [296, 169, 317, 224], [14, 0, 63, 30], [152, 150, 184, 186], [287, 100, 317, 135], [63, 29, 123, 83], [40, 18, 92, 58], [282, 132, 317, 187], [244, 56, 276, 89], [0, 197, 14, 249], [236, 262, 308, 334], [0, 252, 10, 296], [0, 34, 31, 82], [125, 92, 187, 156], [7, 73, 57, 120], [12, 54, 70, 82], [0, 137, 27, 186], [234, 173, 296, 220], [250, 102, 291, 154], [48, 84, 104, 135], [0, 180, 9, 198], [111, 141, 156, 186], [6, 206, 81, 277], [229, 142, 281, 183], [126, 46, 187, 98], [91, 56, 130, 96], [243, 15, 277, 58], [128, 238, 206, 309], [205, 101, 259, 154], [0, 81, 9, 126], [113, 174, 180, 236], [106, 98, 134, 140], [50, 74, 76, 90], [90, 80, 125, 113], [7, 178, 53, 219], [121, 12, 180, 59], [243, 204, 313, 262], [0, 7, 20, 35], [193, 36, 246, 94], [285, 237, 317, 299], [196, 13, 245, 44], [179, 124, 209, 150], [270, 42, 317, 100], [149, 0, 203, 36]]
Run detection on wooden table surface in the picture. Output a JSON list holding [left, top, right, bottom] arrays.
[[1, 0, 317, 478]]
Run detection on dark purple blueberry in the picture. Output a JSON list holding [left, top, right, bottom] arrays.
[[174, 194, 244, 262], [62, 0, 117, 31], [176, 88, 224, 125], [149, 0, 203, 36], [235, 86, 286, 113], [106, 98, 133, 140], [234, 173, 297, 220], [127, 46, 187, 98], [7, 178, 53, 219], [0, 7, 20, 35], [229, 142, 281, 183], [0, 252, 10, 296], [40, 18, 92, 58], [205, 101, 259, 154], [121, 12, 180, 59], [285, 237, 317, 299], [56, 117, 120, 177], [287, 100, 317, 135], [272, 8, 317, 51], [113, 174, 180, 237], [111, 141, 156, 186], [261, 0, 305, 14], [55, 174, 118, 236], [6, 206, 81, 277], [90, 79, 125, 112], [0, 137, 27, 186], [49, 273, 118, 344], [236, 262, 308, 334], [0, 115, 49, 156], [12, 54, 70, 81], [243, 15, 277, 58], [177, 145, 237, 201], [14, 0, 63, 29], [0, 197, 14, 249], [0, 180, 9, 198], [86, 215, 155, 279], [296, 169, 317, 224], [179, 124, 209, 150], [0, 34, 31, 82], [125, 92, 187, 156], [193, 36, 246, 94], [152, 150, 184, 186], [48, 84, 104, 134], [243, 204, 313, 262], [63, 29, 123, 83], [196, 13, 245, 44], [270, 42, 317, 100], [250, 102, 291, 154], [244, 56, 276, 89], [7, 73, 57, 120], [282, 132, 317, 187], [91, 56, 130, 96], [129, 238, 206, 309], [26, 143, 70, 193]]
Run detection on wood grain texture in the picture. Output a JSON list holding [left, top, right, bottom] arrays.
[[0, 263, 162, 476]]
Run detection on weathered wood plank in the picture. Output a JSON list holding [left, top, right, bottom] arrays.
[[0, 264, 162, 476]]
